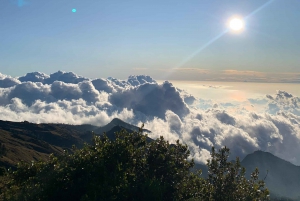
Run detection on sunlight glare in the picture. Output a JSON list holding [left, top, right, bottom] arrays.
[[228, 18, 244, 32]]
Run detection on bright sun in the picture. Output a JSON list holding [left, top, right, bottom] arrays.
[[229, 18, 244, 32]]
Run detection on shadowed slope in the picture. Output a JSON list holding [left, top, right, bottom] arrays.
[[241, 150, 300, 200], [0, 118, 149, 169]]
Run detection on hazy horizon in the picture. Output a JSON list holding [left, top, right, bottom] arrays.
[[1, 1, 300, 199], [0, 70, 299, 167], [1, 0, 300, 167], [1, 0, 300, 82]]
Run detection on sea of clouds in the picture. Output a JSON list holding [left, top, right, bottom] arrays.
[[0, 71, 299, 165]]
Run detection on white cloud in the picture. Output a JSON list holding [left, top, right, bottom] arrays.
[[0, 73, 21, 88], [165, 110, 183, 133], [266, 90, 300, 116], [7, 82, 51, 106], [127, 75, 157, 86], [92, 78, 115, 93], [109, 81, 190, 119], [0, 98, 134, 126], [18, 71, 88, 84], [18, 71, 50, 83], [0, 71, 300, 165]]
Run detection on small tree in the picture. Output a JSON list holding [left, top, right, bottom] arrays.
[[0, 129, 270, 201], [0, 128, 202, 201], [203, 146, 270, 201]]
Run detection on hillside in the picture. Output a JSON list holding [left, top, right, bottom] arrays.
[[94, 118, 151, 134], [0, 119, 147, 169], [1, 119, 300, 200], [0, 120, 94, 169], [241, 150, 300, 200]]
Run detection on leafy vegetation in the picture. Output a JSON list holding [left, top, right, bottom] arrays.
[[204, 146, 269, 201], [0, 127, 269, 201]]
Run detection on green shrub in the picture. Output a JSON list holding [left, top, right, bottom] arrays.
[[0, 128, 269, 201]]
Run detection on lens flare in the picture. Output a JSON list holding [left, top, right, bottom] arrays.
[[228, 18, 244, 32]]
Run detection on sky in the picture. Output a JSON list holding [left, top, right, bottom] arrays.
[[1, 0, 300, 165], [1, 0, 300, 82]]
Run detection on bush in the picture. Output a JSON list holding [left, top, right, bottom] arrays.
[[0, 128, 269, 201], [203, 146, 270, 200]]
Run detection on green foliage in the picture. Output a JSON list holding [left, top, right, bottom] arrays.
[[0, 129, 198, 201], [202, 146, 270, 201], [0, 128, 270, 201]]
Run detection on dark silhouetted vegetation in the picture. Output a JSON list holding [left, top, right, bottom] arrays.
[[0, 128, 269, 201]]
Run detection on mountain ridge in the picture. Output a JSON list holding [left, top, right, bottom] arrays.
[[241, 150, 300, 200], [0, 119, 299, 200]]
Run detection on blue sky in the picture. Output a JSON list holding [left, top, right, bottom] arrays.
[[1, 0, 300, 168], [1, 0, 300, 81]]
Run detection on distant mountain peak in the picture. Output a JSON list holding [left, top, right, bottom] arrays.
[[245, 150, 297, 167], [241, 150, 300, 199], [110, 118, 126, 126]]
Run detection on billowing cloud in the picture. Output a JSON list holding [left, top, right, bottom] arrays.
[[142, 107, 300, 164], [18, 71, 88, 84], [92, 79, 114, 93], [0, 73, 21, 88], [1, 98, 133, 127], [7, 82, 51, 105], [18, 72, 50, 83], [109, 81, 190, 119], [0, 71, 300, 166], [266, 90, 300, 115], [127, 75, 156, 86]]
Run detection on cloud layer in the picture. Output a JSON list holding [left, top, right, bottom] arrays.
[[0, 71, 300, 165]]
